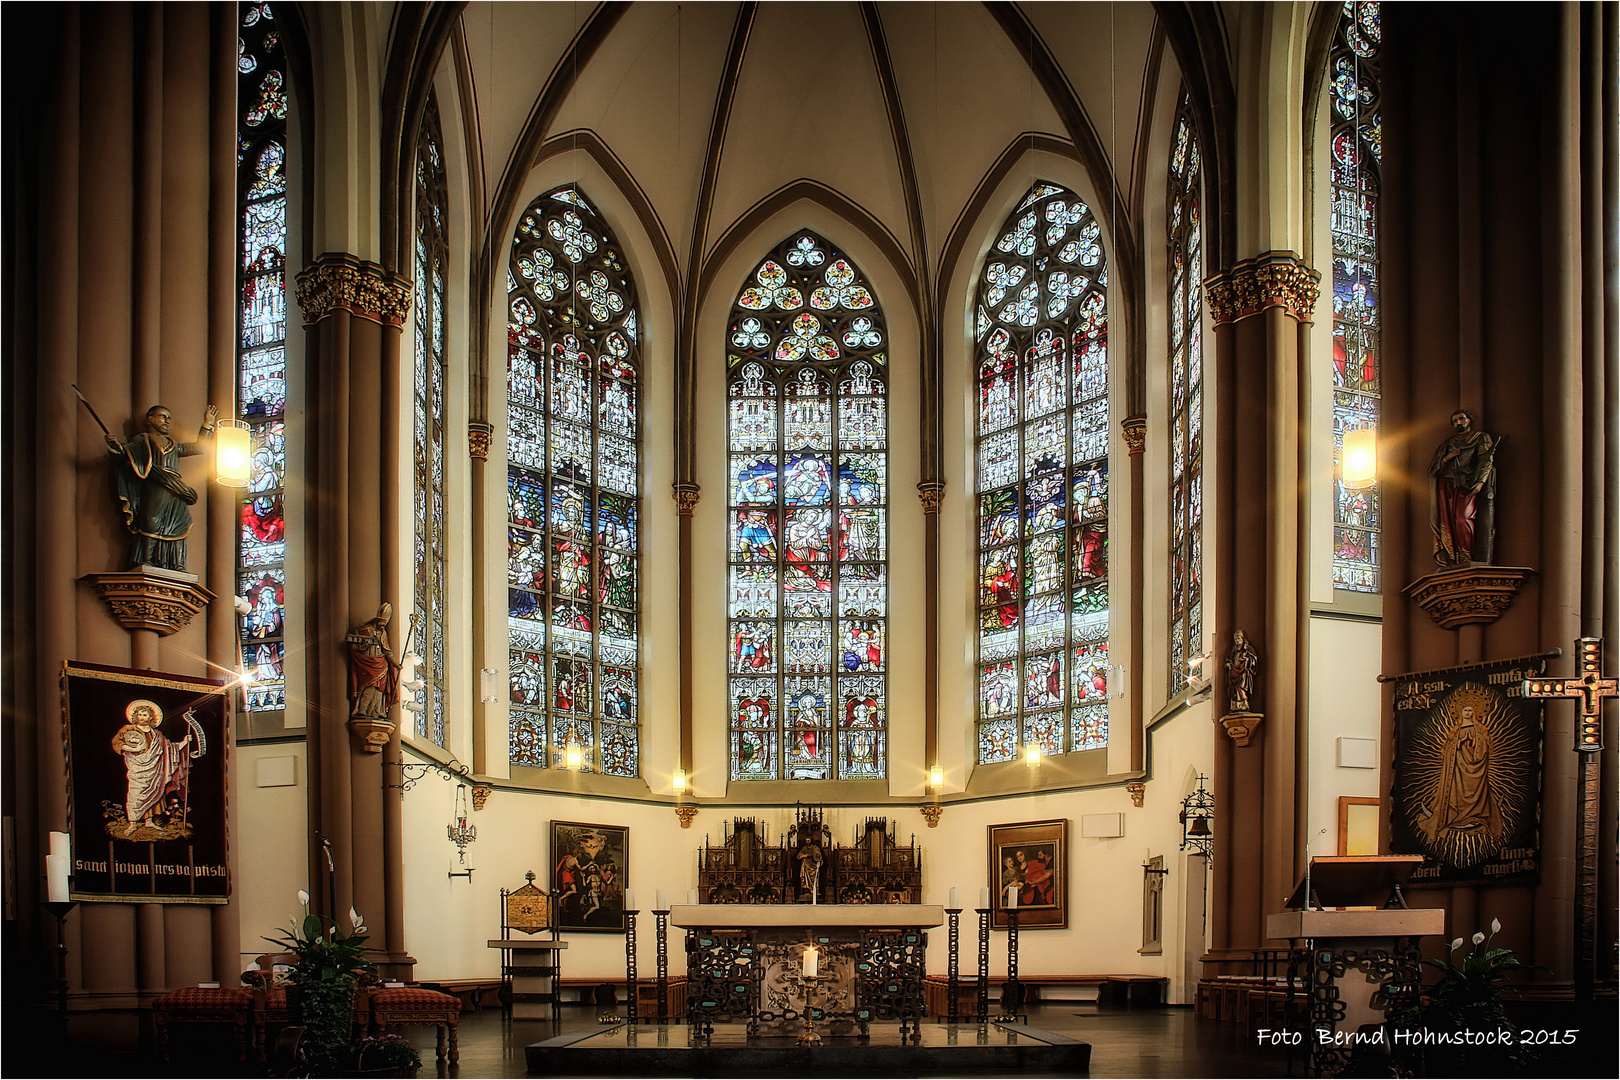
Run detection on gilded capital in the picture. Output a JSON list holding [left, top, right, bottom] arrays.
[[916, 482, 945, 514], [468, 421, 493, 461], [1121, 416, 1147, 456], [295, 253, 413, 327], [1205, 251, 1320, 326], [673, 485, 701, 516]]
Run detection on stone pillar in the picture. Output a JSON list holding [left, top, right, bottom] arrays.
[[293, 254, 415, 978], [1202, 252, 1319, 970]]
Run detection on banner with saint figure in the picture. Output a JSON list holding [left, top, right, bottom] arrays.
[[1389, 654, 1545, 888], [62, 662, 232, 903]]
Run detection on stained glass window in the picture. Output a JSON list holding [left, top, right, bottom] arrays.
[[726, 233, 888, 781], [506, 188, 640, 776], [237, 2, 288, 713], [1330, 0, 1382, 592], [1167, 98, 1204, 697], [974, 183, 1110, 763], [412, 96, 448, 746]]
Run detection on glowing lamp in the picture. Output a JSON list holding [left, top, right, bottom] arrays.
[[1024, 743, 1042, 768], [1341, 427, 1377, 489], [928, 764, 944, 789], [673, 768, 687, 795], [215, 418, 252, 488], [564, 743, 585, 771]]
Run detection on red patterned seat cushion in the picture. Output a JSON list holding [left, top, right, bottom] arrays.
[[153, 987, 253, 1011], [370, 987, 461, 1013]]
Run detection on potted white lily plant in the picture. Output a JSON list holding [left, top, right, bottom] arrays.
[[265, 891, 379, 1073]]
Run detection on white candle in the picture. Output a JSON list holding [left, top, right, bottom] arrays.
[[687, 888, 699, 906], [624, 888, 636, 911], [49, 831, 69, 857], [1006, 884, 1018, 909], [656, 889, 668, 911], [802, 945, 819, 978], [949, 887, 959, 909], [979, 886, 990, 910], [46, 854, 69, 903]]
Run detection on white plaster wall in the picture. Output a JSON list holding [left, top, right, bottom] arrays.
[[1304, 615, 1383, 855], [235, 742, 310, 967]]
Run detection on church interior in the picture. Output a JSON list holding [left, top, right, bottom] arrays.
[[3, 2, 1616, 1076]]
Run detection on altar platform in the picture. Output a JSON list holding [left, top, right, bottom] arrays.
[[526, 1021, 1091, 1077]]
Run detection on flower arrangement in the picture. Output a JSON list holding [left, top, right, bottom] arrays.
[[355, 1032, 422, 1075], [1420, 918, 1548, 1070], [264, 891, 378, 1071]]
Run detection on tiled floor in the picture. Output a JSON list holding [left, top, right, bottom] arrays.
[[9, 998, 1612, 1078]]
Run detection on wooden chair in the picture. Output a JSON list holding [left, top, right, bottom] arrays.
[[243, 952, 297, 1061], [151, 983, 254, 1062], [367, 986, 462, 1062]]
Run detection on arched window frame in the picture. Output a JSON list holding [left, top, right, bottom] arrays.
[[725, 231, 890, 782], [504, 186, 642, 777], [1328, 0, 1383, 594], [972, 181, 1112, 766], [411, 94, 449, 746], [236, 1, 291, 717], [1167, 97, 1205, 698]]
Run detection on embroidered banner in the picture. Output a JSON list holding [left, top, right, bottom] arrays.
[[1389, 654, 1545, 887], [62, 662, 232, 903]]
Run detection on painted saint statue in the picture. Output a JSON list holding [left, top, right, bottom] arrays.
[[1428, 408, 1498, 567], [105, 404, 218, 572]]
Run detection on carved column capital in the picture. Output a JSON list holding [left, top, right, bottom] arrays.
[[673, 485, 701, 516], [1205, 251, 1321, 326], [1121, 416, 1147, 455], [468, 421, 492, 461], [295, 252, 413, 326], [675, 806, 699, 828], [916, 482, 945, 514], [920, 805, 944, 828], [1126, 781, 1145, 807], [82, 570, 216, 637], [471, 784, 492, 811]]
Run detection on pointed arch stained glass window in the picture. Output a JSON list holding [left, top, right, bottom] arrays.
[[1330, 0, 1382, 592], [506, 188, 641, 776], [236, 2, 289, 714], [1168, 97, 1205, 697], [974, 182, 1110, 764], [726, 232, 888, 781], [412, 95, 448, 746]]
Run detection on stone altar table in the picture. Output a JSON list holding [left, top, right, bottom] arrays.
[[671, 904, 942, 1038]]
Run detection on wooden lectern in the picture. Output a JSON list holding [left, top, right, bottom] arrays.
[[1266, 856, 1445, 1076]]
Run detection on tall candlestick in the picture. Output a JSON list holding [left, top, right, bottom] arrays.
[[46, 854, 69, 903], [624, 887, 636, 911], [802, 944, 819, 978], [1006, 884, 1018, 909], [656, 889, 668, 911], [979, 886, 990, 909], [949, 886, 959, 909]]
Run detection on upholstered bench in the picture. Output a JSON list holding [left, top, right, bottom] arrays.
[[151, 985, 253, 1062], [368, 986, 462, 1062]]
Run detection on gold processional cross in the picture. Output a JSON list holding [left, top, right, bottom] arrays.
[[1523, 636, 1617, 751]]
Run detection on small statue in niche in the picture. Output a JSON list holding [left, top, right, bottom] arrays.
[[1226, 629, 1259, 715], [345, 603, 401, 722], [105, 403, 218, 572], [1428, 408, 1498, 567], [796, 836, 824, 903]]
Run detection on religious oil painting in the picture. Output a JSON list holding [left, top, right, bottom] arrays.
[[62, 662, 232, 903], [988, 819, 1068, 930], [1389, 656, 1545, 887], [551, 820, 629, 931]]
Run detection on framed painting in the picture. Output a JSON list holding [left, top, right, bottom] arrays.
[[988, 818, 1067, 930], [1338, 797, 1381, 857], [62, 661, 233, 903], [551, 820, 628, 931]]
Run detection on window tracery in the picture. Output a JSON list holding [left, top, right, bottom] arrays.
[[1168, 98, 1205, 697], [412, 95, 448, 746], [975, 182, 1111, 764]]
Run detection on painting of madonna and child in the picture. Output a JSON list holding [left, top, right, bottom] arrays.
[[989, 818, 1069, 930]]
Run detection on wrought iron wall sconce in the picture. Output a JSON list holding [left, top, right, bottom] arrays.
[[385, 754, 473, 797]]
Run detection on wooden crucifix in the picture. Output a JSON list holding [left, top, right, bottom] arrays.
[[1523, 636, 1616, 1005]]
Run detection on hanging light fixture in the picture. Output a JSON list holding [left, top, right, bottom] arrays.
[[216, 417, 252, 488], [1024, 743, 1042, 768], [448, 783, 477, 864], [564, 742, 585, 771], [1340, 426, 1377, 489]]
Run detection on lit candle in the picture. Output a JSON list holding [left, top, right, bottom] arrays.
[[979, 886, 990, 910], [624, 888, 636, 911], [802, 945, 819, 979], [1006, 884, 1018, 909], [949, 887, 959, 909], [46, 854, 69, 903], [656, 889, 668, 911], [687, 888, 699, 906]]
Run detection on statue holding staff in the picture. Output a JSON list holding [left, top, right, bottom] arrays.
[[100, 401, 219, 573]]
